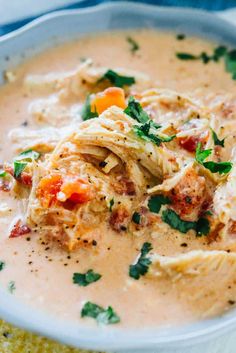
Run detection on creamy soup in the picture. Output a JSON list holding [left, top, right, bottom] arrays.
[[1, 30, 236, 328]]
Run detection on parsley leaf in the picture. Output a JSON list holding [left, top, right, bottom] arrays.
[[132, 212, 141, 224], [148, 195, 171, 214], [176, 53, 198, 60], [8, 281, 16, 294], [129, 242, 153, 280], [176, 34, 186, 40], [13, 161, 27, 178], [81, 301, 120, 325], [124, 96, 150, 123], [102, 70, 135, 88], [81, 95, 99, 121], [196, 143, 232, 174], [15, 149, 40, 162], [0, 261, 5, 271], [213, 46, 227, 61], [73, 269, 101, 287], [13, 149, 40, 178], [196, 217, 210, 236], [109, 198, 114, 212], [162, 209, 196, 234], [0, 170, 6, 177], [225, 50, 236, 79], [133, 121, 175, 146], [211, 129, 225, 147], [127, 36, 139, 53], [162, 209, 210, 236]]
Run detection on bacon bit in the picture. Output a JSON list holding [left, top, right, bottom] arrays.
[[113, 177, 136, 196], [169, 168, 206, 221], [10, 220, 31, 238], [109, 206, 130, 232], [91, 87, 126, 114], [0, 180, 11, 192], [37, 174, 63, 207], [4, 165, 32, 186], [178, 131, 209, 153]]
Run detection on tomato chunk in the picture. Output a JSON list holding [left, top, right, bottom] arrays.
[[37, 174, 63, 207], [91, 87, 126, 114], [59, 175, 93, 204], [37, 174, 93, 207]]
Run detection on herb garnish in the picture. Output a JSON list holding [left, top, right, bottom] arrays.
[[176, 34, 186, 40], [13, 149, 40, 178], [162, 209, 210, 236], [124, 96, 150, 124], [109, 198, 114, 212], [176, 45, 236, 79], [148, 195, 171, 214], [127, 36, 139, 53], [8, 281, 16, 294], [211, 129, 225, 147], [124, 97, 175, 145], [81, 95, 99, 121], [81, 301, 120, 325], [196, 143, 232, 174], [73, 269, 101, 287], [129, 242, 153, 280], [0, 261, 5, 271], [101, 70, 135, 88], [132, 212, 141, 224], [133, 121, 175, 146], [0, 170, 6, 177]]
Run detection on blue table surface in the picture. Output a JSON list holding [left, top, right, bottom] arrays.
[[0, 0, 236, 36]]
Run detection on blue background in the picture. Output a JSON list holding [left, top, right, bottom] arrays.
[[1, 0, 236, 36]]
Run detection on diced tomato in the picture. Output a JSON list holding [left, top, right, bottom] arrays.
[[91, 87, 126, 114], [0, 180, 11, 192], [37, 173, 93, 207], [4, 165, 32, 186], [178, 131, 209, 153], [60, 175, 93, 204], [10, 220, 31, 238], [37, 174, 63, 207]]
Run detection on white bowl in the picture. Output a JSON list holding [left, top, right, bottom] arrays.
[[1, 2, 236, 352]]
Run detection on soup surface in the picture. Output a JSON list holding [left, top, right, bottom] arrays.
[[1, 30, 236, 328]]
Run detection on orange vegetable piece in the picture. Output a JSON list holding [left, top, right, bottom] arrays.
[[36, 174, 63, 207], [60, 175, 93, 204], [91, 87, 126, 114]]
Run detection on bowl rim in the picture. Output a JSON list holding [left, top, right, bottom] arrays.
[[1, 1, 236, 351]]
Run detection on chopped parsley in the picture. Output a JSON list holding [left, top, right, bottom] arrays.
[[81, 95, 98, 121], [124, 97, 175, 145], [176, 34, 186, 40], [211, 129, 225, 147], [0, 261, 5, 271], [101, 70, 135, 88], [132, 212, 141, 224], [162, 209, 210, 236], [126, 36, 139, 53], [73, 269, 101, 287], [133, 121, 175, 146], [196, 143, 232, 175], [8, 281, 16, 294], [129, 242, 153, 280], [195, 217, 210, 236], [81, 301, 120, 325], [176, 45, 236, 80], [0, 170, 6, 177], [148, 195, 171, 214], [124, 96, 150, 124], [109, 198, 114, 212], [176, 53, 198, 61], [13, 149, 40, 178]]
